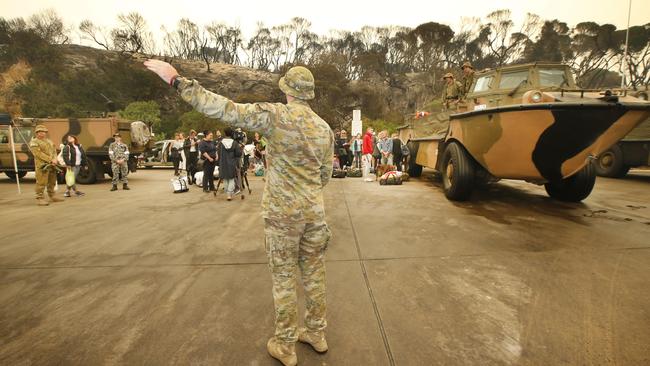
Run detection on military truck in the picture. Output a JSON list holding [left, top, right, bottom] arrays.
[[0, 114, 153, 184], [594, 90, 650, 177], [400, 62, 650, 202]]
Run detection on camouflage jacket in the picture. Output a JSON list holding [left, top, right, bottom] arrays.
[[29, 138, 56, 168], [460, 72, 475, 98], [442, 81, 462, 100], [177, 77, 335, 222], [108, 142, 129, 162]]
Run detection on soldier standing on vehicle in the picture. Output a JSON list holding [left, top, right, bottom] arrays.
[[145, 59, 335, 366], [109, 132, 130, 191], [30, 125, 63, 206], [460, 61, 475, 99], [441, 72, 462, 111]]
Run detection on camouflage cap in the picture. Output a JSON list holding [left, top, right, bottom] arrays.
[[442, 72, 455, 80], [279, 66, 315, 100], [461, 62, 474, 70], [34, 124, 48, 133], [113, 132, 121, 137]]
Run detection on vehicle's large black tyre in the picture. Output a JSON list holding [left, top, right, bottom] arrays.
[[76, 158, 99, 184], [5, 171, 27, 181], [407, 141, 423, 177], [441, 142, 475, 201], [544, 162, 596, 202], [595, 144, 629, 178]]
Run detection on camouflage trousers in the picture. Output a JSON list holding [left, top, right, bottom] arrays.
[[111, 162, 128, 184], [35, 166, 56, 199], [264, 218, 331, 344]]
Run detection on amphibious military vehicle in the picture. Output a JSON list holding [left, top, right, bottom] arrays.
[[399, 62, 650, 201], [0, 114, 153, 184]]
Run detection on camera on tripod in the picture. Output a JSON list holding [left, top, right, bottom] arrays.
[[233, 129, 247, 144]]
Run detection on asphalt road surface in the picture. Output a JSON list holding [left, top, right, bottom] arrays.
[[1, 169, 649, 366]]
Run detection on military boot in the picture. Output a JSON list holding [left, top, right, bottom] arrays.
[[298, 327, 328, 353], [49, 195, 64, 203], [267, 338, 297, 366], [37, 198, 49, 206], [110, 184, 118, 191], [122, 183, 130, 190]]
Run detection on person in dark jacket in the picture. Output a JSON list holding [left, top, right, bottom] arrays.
[[391, 133, 403, 171], [218, 127, 243, 201], [199, 131, 217, 192], [184, 130, 199, 184], [371, 132, 381, 172], [62, 135, 87, 197], [336, 129, 350, 168]]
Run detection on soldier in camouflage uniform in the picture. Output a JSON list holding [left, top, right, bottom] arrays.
[[145, 60, 335, 366], [441, 72, 463, 111], [30, 125, 63, 206], [108, 132, 130, 191], [460, 61, 475, 99]]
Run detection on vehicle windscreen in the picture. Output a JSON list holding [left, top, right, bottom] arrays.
[[473, 76, 493, 92], [499, 71, 529, 89], [539, 68, 568, 87]]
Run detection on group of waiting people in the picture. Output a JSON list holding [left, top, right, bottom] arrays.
[[168, 128, 266, 201], [335, 127, 408, 181]]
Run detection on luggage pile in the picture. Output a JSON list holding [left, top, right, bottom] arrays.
[[378, 170, 409, 185], [172, 175, 190, 193], [332, 169, 347, 178], [346, 167, 362, 177]]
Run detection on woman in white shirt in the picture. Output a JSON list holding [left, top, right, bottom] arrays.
[[171, 133, 184, 176]]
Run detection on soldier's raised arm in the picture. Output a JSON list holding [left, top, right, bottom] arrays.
[[144, 59, 276, 135]]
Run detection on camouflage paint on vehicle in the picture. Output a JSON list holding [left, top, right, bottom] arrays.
[[400, 62, 650, 200], [446, 105, 648, 181]]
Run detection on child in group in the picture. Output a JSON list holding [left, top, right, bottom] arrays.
[[350, 133, 363, 169], [333, 154, 341, 171]]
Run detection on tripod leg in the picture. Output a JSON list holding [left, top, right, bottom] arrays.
[[244, 174, 251, 194], [240, 171, 245, 200], [214, 178, 222, 196]]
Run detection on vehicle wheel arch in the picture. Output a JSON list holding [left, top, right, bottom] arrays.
[[438, 138, 484, 172], [406, 140, 423, 177]]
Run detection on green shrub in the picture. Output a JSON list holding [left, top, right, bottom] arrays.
[[118, 100, 161, 129]]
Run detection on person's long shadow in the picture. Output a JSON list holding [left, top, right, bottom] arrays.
[[421, 172, 590, 226]]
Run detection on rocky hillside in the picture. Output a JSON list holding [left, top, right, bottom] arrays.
[[59, 44, 283, 102], [62, 45, 436, 117], [1, 44, 439, 132]]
